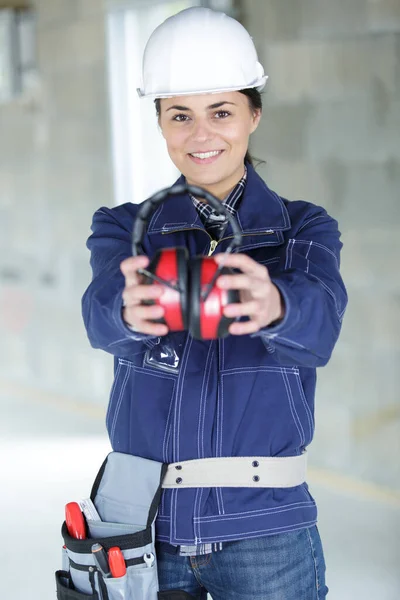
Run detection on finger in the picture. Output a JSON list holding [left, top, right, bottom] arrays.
[[123, 306, 169, 336], [217, 273, 266, 291], [223, 300, 260, 318], [229, 319, 261, 336], [214, 253, 269, 279], [120, 256, 149, 286], [131, 321, 169, 337], [122, 284, 164, 306], [124, 303, 165, 323]]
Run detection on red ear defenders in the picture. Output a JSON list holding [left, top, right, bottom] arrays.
[[132, 183, 243, 340]]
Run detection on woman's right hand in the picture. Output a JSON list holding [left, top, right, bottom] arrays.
[[120, 256, 169, 337]]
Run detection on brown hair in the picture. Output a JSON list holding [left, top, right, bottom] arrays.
[[237, 88, 263, 166], [154, 88, 263, 166]]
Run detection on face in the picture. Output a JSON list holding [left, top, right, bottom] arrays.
[[158, 91, 261, 200]]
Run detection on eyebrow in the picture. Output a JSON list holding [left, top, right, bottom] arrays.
[[166, 101, 236, 112]]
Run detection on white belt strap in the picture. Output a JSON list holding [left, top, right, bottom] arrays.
[[162, 453, 307, 489]]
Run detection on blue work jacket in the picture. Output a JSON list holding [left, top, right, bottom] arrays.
[[82, 163, 347, 545]]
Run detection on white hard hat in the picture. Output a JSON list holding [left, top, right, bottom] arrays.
[[137, 6, 268, 99]]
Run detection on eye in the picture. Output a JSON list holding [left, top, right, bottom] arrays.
[[214, 110, 231, 119], [172, 113, 190, 122]]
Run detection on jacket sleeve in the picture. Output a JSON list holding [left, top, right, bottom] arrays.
[[251, 207, 348, 368], [81, 206, 160, 356]]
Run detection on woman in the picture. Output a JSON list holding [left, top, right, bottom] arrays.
[[82, 7, 347, 599]]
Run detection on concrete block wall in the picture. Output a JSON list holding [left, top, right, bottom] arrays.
[[241, 0, 400, 489], [0, 0, 398, 490], [0, 0, 114, 404]]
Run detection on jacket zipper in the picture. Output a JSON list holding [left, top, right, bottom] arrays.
[[161, 227, 276, 256], [208, 240, 218, 256]]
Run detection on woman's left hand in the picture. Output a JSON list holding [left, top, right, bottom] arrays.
[[214, 253, 285, 335]]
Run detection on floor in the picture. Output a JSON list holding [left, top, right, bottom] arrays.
[[1, 386, 399, 599]]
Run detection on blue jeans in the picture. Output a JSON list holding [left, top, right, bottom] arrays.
[[157, 526, 328, 599]]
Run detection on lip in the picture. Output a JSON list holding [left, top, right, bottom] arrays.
[[188, 150, 224, 165]]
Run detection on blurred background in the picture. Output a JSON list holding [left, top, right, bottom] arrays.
[[0, 0, 399, 598]]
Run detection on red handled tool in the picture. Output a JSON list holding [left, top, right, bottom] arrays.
[[108, 547, 126, 578], [65, 502, 87, 540]]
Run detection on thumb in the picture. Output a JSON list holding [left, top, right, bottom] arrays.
[[120, 255, 149, 285]]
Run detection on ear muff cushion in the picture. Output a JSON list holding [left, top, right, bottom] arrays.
[[175, 247, 189, 330], [217, 287, 240, 338], [217, 267, 240, 338], [146, 250, 162, 284], [141, 251, 164, 323], [188, 256, 203, 339]]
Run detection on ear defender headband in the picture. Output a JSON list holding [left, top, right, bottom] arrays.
[[131, 183, 243, 340]]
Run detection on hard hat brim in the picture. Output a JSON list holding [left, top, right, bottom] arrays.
[[137, 76, 268, 99]]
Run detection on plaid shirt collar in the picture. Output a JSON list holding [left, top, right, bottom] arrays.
[[190, 166, 247, 227]]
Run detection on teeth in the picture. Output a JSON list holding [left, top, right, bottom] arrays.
[[191, 150, 221, 159]]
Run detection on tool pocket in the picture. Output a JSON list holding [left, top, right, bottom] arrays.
[[56, 452, 167, 600], [126, 558, 158, 598], [102, 556, 158, 600], [55, 570, 99, 599], [102, 574, 128, 600]]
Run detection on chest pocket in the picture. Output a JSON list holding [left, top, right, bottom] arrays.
[[245, 246, 283, 275]]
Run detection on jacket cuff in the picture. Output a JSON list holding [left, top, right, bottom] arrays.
[[114, 291, 160, 346], [250, 277, 300, 339]]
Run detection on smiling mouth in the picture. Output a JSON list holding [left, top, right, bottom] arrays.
[[189, 150, 224, 159]]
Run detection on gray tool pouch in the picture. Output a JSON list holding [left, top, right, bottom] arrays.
[[55, 452, 168, 600]]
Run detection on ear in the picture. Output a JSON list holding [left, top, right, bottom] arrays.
[[250, 109, 262, 134]]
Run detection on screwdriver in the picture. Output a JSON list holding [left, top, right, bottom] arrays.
[[91, 543, 111, 578], [108, 547, 126, 578]]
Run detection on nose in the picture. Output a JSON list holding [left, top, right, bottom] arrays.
[[191, 118, 213, 143]]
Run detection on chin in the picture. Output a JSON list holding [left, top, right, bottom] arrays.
[[184, 164, 228, 184], [188, 174, 223, 189]]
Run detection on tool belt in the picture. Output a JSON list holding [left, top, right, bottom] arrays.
[[56, 452, 307, 600], [162, 453, 307, 489]]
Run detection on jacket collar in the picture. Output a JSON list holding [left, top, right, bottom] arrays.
[[147, 162, 291, 236]]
